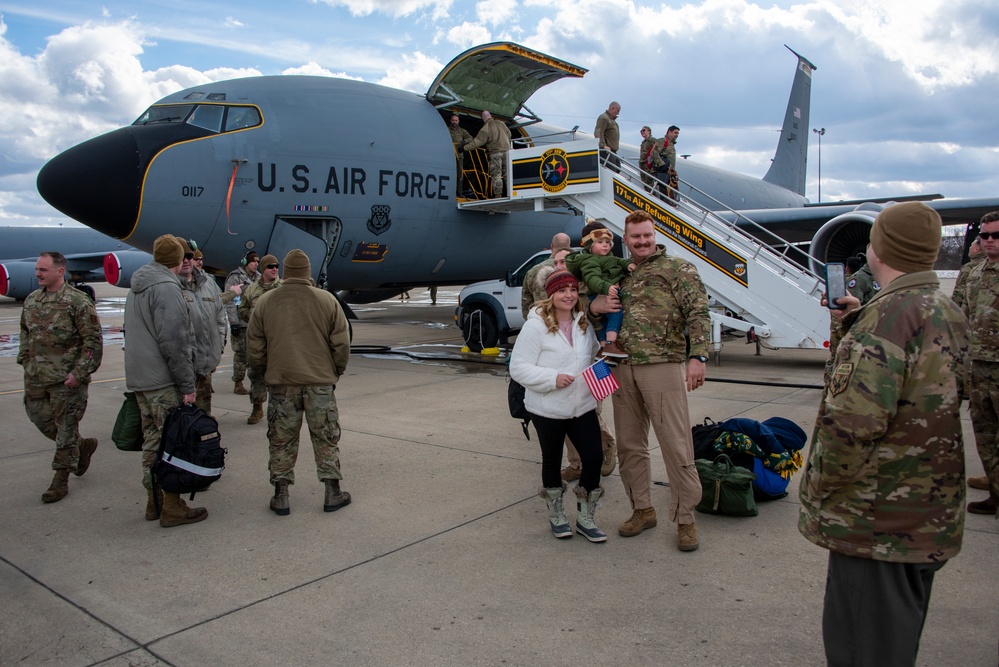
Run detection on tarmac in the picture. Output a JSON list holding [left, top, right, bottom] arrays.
[[0, 284, 996, 666]]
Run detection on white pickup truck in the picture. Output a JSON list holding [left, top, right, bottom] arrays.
[[453, 250, 551, 352]]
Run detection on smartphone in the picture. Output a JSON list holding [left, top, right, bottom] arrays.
[[825, 262, 847, 310]]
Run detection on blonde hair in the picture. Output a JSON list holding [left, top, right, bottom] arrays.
[[534, 294, 589, 335]]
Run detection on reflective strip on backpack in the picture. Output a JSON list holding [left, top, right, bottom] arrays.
[[161, 452, 224, 477]]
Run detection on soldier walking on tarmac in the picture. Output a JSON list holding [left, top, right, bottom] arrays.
[[18, 252, 103, 503]]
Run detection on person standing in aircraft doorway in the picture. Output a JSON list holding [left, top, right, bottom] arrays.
[[594, 102, 621, 172], [464, 110, 511, 198], [448, 113, 473, 198]]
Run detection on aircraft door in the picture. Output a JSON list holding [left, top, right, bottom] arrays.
[[267, 216, 341, 285]]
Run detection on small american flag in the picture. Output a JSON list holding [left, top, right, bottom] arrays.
[[581, 359, 620, 402]]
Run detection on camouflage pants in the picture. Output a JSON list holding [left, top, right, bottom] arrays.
[[195, 373, 214, 415], [969, 361, 999, 495], [640, 165, 655, 191], [248, 367, 267, 406], [488, 151, 507, 197], [135, 386, 182, 490], [231, 328, 247, 382], [24, 381, 89, 471], [267, 384, 342, 485]]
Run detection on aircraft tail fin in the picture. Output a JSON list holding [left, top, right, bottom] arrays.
[[762, 46, 816, 197]]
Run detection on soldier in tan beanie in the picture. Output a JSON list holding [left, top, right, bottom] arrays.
[[124, 234, 207, 527], [238, 253, 282, 424], [800, 201, 970, 662], [247, 248, 352, 515]]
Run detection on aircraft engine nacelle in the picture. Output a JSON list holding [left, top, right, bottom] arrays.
[[0, 261, 40, 300], [808, 203, 885, 273], [104, 250, 150, 288]]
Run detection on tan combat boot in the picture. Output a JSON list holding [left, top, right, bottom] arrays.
[[159, 492, 208, 527], [75, 438, 99, 476], [678, 523, 699, 551], [270, 481, 290, 515], [323, 479, 351, 512], [234, 381, 248, 395], [600, 442, 617, 477], [42, 470, 70, 503], [247, 403, 264, 425], [561, 465, 581, 482], [618, 507, 657, 537], [145, 488, 164, 521], [968, 475, 989, 491]]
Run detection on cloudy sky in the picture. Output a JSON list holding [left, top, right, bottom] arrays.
[[2, 0, 998, 227]]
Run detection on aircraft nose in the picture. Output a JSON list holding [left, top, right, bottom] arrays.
[[37, 128, 142, 239]]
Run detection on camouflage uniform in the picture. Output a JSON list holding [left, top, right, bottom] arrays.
[[267, 385, 342, 483], [639, 136, 664, 190], [959, 258, 999, 500], [238, 277, 283, 406], [449, 125, 473, 195], [825, 263, 881, 384], [522, 257, 557, 319], [465, 118, 511, 197], [800, 271, 969, 665], [224, 265, 257, 382], [661, 136, 678, 200], [951, 255, 984, 310], [246, 273, 350, 486], [613, 246, 709, 523], [18, 283, 103, 471]]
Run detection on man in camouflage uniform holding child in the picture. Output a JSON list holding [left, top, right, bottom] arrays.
[[18, 251, 103, 503]]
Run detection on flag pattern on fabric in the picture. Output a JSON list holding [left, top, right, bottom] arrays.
[[581, 359, 620, 402]]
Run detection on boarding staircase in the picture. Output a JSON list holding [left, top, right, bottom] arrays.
[[458, 139, 831, 357]]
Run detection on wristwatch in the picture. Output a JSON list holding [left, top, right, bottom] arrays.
[[689, 355, 708, 363]]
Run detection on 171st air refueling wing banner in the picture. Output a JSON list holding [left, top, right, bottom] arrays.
[[510, 140, 601, 196], [613, 181, 749, 287]]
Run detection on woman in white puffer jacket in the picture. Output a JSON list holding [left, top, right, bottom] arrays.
[[510, 268, 607, 542]]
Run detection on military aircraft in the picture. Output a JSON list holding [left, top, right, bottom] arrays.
[[35, 42, 997, 305], [0, 226, 151, 301]]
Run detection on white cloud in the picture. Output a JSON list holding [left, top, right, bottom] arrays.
[[476, 0, 517, 25], [224, 16, 246, 28], [444, 21, 492, 48], [311, 0, 455, 19], [282, 62, 364, 80], [376, 51, 443, 92]]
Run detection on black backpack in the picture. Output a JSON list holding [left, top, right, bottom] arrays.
[[508, 378, 531, 441], [152, 404, 226, 497], [691, 417, 725, 460]]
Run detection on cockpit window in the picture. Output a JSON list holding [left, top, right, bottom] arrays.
[[188, 105, 225, 132], [224, 106, 261, 131], [133, 105, 194, 125], [133, 103, 262, 133]]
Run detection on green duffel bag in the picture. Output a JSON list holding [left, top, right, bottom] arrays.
[[695, 453, 758, 517], [112, 391, 143, 452]]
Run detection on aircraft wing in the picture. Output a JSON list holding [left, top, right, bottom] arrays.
[[426, 42, 587, 120], [716, 196, 999, 266], [1, 247, 151, 300]]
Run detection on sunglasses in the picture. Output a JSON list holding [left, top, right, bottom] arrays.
[[266, 263, 279, 269], [183, 253, 194, 260], [979, 232, 999, 240]]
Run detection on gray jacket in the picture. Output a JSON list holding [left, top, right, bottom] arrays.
[[124, 262, 196, 394], [183, 268, 228, 376]]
